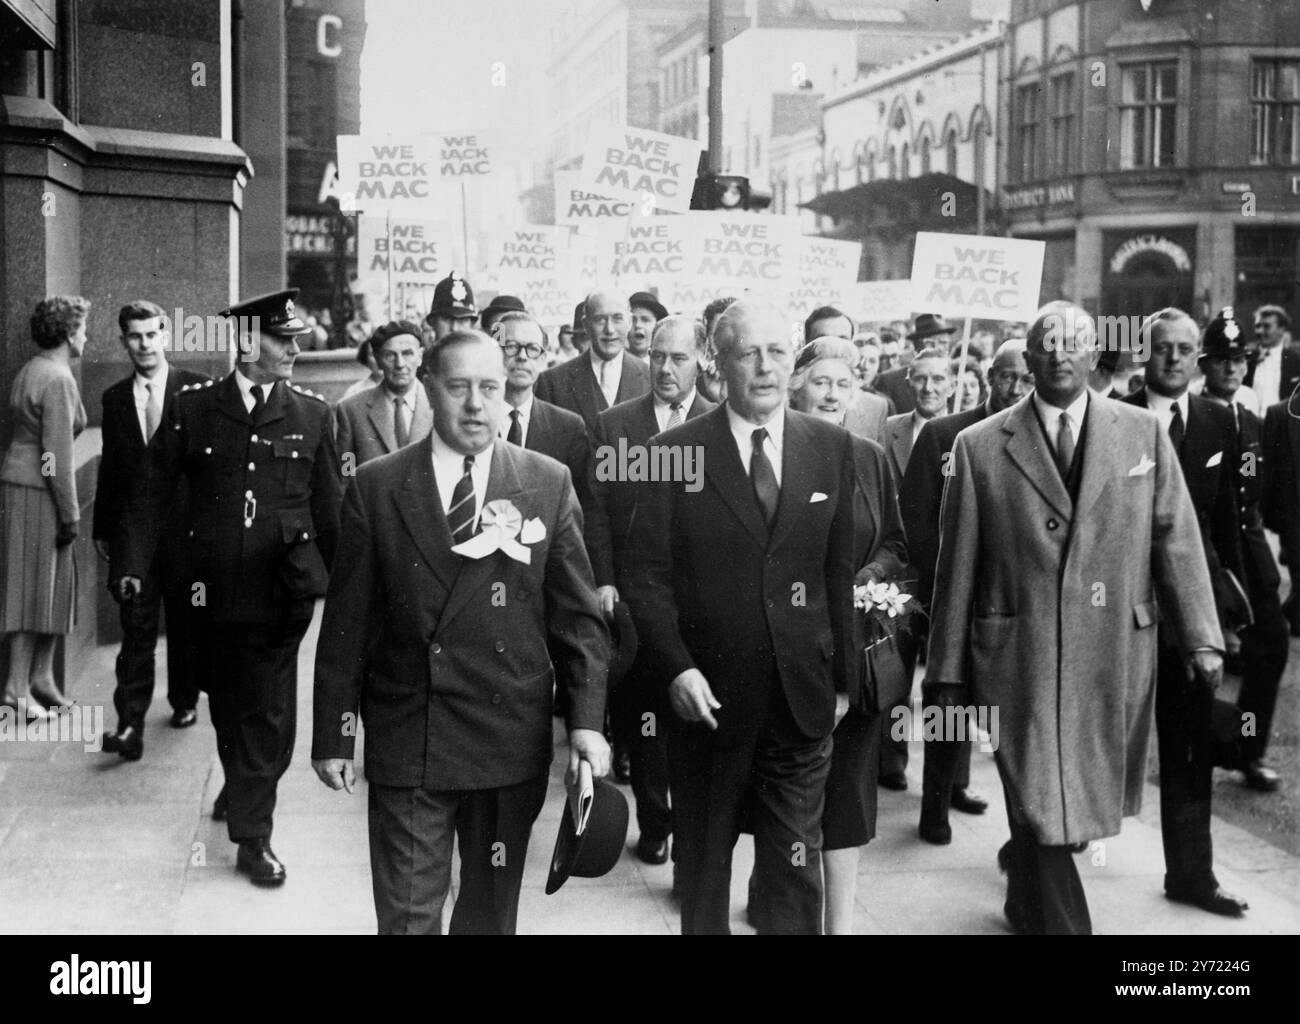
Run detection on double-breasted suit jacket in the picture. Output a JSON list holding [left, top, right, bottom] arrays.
[[311, 437, 610, 790], [534, 351, 651, 436], [926, 396, 1221, 845], [333, 384, 433, 466]]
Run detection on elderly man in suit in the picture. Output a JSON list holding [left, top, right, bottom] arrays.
[[899, 339, 1031, 842], [534, 290, 651, 435], [312, 330, 611, 935], [927, 301, 1223, 934], [593, 314, 715, 864], [876, 314, 956, 414], [334, 321, 432, 467], [623, 299, 857, 935], [94, 300, 210, 759], [1123, 308, 1249, 917]]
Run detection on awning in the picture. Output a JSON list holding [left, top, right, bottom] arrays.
[[800, 172, 989, 224], [1, 0, 57, 49]]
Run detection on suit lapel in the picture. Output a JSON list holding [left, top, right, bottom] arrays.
[[701, 406, 768, 548], [394, 437, 457, 593], [438, 443, 533, 631], [634, 394, 660, 441], [616, 355, 647, 403], [366, 389, 398, 453], [575, 356, 605, 424], [1001, 398, 1072, 520], [525, 400, 551, 452], [1071, 395, 1117, 525], [768, 412, 820, 552], [411, 385, 433, 441], [888, 419, 911, 479]]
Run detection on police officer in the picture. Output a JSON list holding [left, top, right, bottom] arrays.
[[1198, 306, 1287, 792], [422, 271, 478, 349], [112, 289, 343, 886]]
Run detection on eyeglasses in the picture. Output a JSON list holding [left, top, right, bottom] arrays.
[[501, 342, 545, 359]]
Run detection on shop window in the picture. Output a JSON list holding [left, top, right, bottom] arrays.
[[1049, 71, 1076, 174], [1015, 81, 1042, 181], [1251, 59, 1300, 165], [1120, 61, 1178, 169]]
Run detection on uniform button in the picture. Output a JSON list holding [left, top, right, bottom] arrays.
[[205, 447, 212, 454], [251, 434, 259, 443], [494, 640, 506, 653], [1047, 518, 1059, 531], [248, 462, 255, 471], [301, 532, 309, 540], [292, 450, 299, 458], [431, 643, 442, 655], [491, 693, 502, 705]]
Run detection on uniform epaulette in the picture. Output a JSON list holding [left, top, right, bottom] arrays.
[[290, 383, 327, 403]]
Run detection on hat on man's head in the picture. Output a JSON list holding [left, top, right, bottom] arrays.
[[628, 291, 668, 321], [426, 272, 477, 321], [483, 294, 527, 318], [219, 288, 312, 337], [1200, 306, 1251, 361], [545, 776, 629, 895], [906, 313, 958, 342]]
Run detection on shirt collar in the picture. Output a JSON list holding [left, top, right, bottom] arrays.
[[234, 368, 272, 402], [134, 362, 168, 393], [1143, 388, 1188, 419], [726, 401, 785, 449], [430, 428, 492, 471], [590, 348, 623, 375], [1032, 388, 1090, 429], [382, 384, 416, 408], [654, 388, 696, 412]]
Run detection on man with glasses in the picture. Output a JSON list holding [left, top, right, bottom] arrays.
[[535, 290, 650, 435], [335, 321, 433, 467]]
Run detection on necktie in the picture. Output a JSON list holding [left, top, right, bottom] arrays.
[[1169, 401, 1185, 451], [667, 402, 684, 428], [447, 455, 477, 542], [394, 396, 409, 447], [1055, 412, 1075, 479], [599, 360, 611, 406], [143, 381, 160, 443], [507, 408, 522, 446], [250, 383, 265, 420], [750, 428, 779, 529]]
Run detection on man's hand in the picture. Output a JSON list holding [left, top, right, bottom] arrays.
[[596, 584, 619, 621], [669, 668, 721, 729], [312, 757, 356, 793], [111, 576, 143, 603], [55, 521, 78, 547], [94, 540, 111, 562], [1190, 649, 1224, 692], [568, 728, 611, 781], [833, 692, 850, 727]]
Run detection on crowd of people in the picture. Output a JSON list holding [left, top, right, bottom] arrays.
[[1, 273, 1296, 935]]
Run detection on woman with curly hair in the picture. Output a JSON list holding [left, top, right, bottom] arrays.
[[1, 295, 89, 718]]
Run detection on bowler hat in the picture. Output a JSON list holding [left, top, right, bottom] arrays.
[[545, 776, 629, 895], [219, 288, 312, 338], [906, 313, 958, 342], [482, 294, 527, 318], [1199, 306, 1251, 361], [607, 601, 639, 692], [629, 291, 668, 321], [426, 272, 477, 321]]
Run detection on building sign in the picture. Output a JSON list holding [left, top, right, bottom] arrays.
[[286, 213, 353, 258], [1107, 233, 1193, 275], [1221, 181, 1252, 194], [1101, 227, 1196, 319], [1001, 181, 1076, 211]]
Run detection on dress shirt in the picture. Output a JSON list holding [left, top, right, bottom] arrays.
[[727, 402, 784, 487], [431, 431, 492, 531], [1252, 343, 1283, 407], [653, 389, 696, 433], [386, 386, 416, 437], [591, 349, 625, 408], [909, 409, 932, 447], [1032, 388, 1090, 459], [1143, 389, 1190, 437], [132, 362, 169, 443], [500, 395, 534, 447], [234, 369, 275, 414]]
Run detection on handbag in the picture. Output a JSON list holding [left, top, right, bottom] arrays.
[[859, 616, 912, 714]]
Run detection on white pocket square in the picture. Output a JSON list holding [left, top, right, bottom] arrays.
[[810, 492, 828, 503], [1205, 450, 1223, 468], [1128, 455, 1156, 477]]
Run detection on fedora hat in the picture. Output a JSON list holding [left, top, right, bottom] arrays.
[[907, 313, 958, 342], [545, 775, 629, 895]]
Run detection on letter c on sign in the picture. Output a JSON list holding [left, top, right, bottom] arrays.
[[317, 14, 343, 58]]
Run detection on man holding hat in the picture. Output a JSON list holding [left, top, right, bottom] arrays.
[[423, 271, 478, 348], [877, 314, 957, 414], [1199, 307, 1288, 793], [113, 288, 343, 887], [627, 291, 667, 367]]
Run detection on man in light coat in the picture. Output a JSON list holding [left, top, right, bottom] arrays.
[[926, 301, 1223, 934]]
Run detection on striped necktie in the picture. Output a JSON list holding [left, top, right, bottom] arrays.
[[447, 455, 477, 542], [667, 402, 684, 428]]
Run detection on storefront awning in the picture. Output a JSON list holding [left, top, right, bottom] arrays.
[[800, 172, 989, 225]]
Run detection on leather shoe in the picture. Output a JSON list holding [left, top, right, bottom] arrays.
[[212, 786, 229, 821], [102, 725, 143, 761], [236, 839, 286, 887], [918, 817, 952, 845], [635, 835, 670, 865], [879, 770, 908, 791], [1165, 884, 1248, 917], [171, 708, 198, 728], [613, 747, 632, 784], [1242, 760, 1279, 792], [950, 787, 988, 815]]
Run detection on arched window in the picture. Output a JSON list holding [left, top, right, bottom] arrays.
[[900, 142, 910, 180], [920, 136, 931, 175], [829, 150, 841, 191], [946, 130, 958, 175], [853, 143, 866, 184], [887, 145, 897, 179], [973, 121, 988, 188]]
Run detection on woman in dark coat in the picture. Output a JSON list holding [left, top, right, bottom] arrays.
[[1, 296, 89, 718], [789, 336, 908, 934]]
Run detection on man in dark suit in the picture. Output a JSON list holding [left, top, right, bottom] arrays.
[[592, 315, 715, 864], [1199, 307, 1288, 793], [534, 290, 651, 435], [899, 339, 1030, 843], [311, 330, 611, 935], [94, 300, 209, 760], [114, 289, 343, 887], [623, 300, 857, 935], [334, 321, 433, 467], [1263, 392, 1300, 635], [875, 313, 957, 414], [1248, 304, 1300, 409], [1124, 307, 1249, 917]]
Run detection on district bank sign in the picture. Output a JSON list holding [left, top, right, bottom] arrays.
[[1108, 234, 1193, 274]]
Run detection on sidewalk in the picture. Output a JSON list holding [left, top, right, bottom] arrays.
[[1, 609, 1298, 935]]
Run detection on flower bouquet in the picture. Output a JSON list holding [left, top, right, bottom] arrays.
[[853, 580, 925, 713]]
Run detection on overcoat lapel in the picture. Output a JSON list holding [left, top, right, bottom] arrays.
[[366, 390, 398, 453], [1001, 398, 1072, 521], [1071, 395, 1118, 526]]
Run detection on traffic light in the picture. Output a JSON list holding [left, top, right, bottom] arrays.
[[689, 172, 774, 212]]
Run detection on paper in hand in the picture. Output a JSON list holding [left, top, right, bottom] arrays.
[[568, 759, 595, 836]]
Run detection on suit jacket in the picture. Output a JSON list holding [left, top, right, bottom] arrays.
[[534, 350, 651, 435], [334, 384, 433, 466], [591, 391, 715, 583], [1262, 398, 1300, 559], [926, 395, 1221, 844], [1245, 345, 1300, 406], [843, 390, 891, 444], [1231, 402, 1282, 591], [115, 374, 343, 623], [93, 366, 210, 548], [311, 437, 609, 790], [622, 406, 858, 745], [875, 366, 916, 415], [882, 412, 919, 483], [898, 401, 993, 610], [1123, 390, 1246, 617]]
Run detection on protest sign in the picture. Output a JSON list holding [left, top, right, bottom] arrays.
[[910, 232, 1045, 323], [336, 135, 439, 207], [845, 280, 914, 325], [664, 213, 800, 311], [555, 170, 633, 226], [436, 132, 494, 178], [786, 238, 862, 322], [357, 215, 455, 286], [578, 125, 702, 216], [606, 218, 690, 286], [484, 226, 570, 285]]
